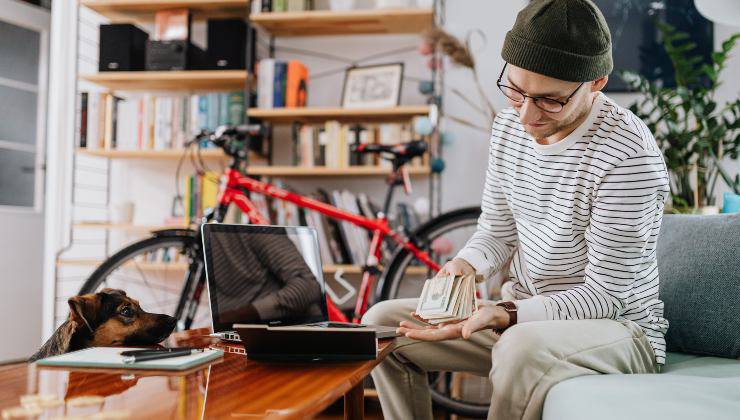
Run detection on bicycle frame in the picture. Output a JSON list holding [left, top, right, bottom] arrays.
[[213, 167, 442, 323]]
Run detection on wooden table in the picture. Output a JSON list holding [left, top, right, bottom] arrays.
[[0, 329, 394, 419]]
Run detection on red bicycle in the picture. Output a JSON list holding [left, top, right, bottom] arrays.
[[80, 125, 481, 326], [78, 125, 486, 416]]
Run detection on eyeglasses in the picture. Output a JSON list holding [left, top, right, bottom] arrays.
[[496, 63, 584, 113]]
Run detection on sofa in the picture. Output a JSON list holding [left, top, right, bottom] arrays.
[[542, 214, 740, 420]]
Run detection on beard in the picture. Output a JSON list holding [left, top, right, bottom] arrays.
[[522, 98, 593, 141]]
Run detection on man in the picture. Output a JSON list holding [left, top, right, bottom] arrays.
[[362, 1, 670, 419]]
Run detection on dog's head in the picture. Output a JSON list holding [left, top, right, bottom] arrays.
[[68, 288, 177, 347]]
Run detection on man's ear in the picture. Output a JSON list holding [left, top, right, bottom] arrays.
[[68, 294, 101, 334], [591, 75, 608, 92]]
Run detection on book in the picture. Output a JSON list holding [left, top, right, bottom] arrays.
[[257, 58, 275, 109], [286, 60, 308, 108], [78, 92, 88, 148], [207, 93, 220, 130], [218, 92, 229, 127], [36, 347, 223, 371], [317, 189, 352, 264], [416, 274, 479, 325], [251, 0, 263, 14], [201, 172, 220, 215], [227, 91, 245, 125], [273, 61, 287, 108], [272, 0, 286, 12]]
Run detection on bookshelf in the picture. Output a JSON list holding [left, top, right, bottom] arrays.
[[63, 1, 443, 320], [79, 0, 249, 22], [80, 70, 247, 91], [248, 105, 430, 124], [250, 8, 433, 37]]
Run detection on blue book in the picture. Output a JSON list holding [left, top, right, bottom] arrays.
[[273, 61, 287, 108]]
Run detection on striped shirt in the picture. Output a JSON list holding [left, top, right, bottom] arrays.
[[456, 93, 670, 364]]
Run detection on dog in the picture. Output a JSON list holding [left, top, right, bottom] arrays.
[[30, 288, 177, 362]]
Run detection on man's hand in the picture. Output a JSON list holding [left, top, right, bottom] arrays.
[[438, 258, 476, 276], [397, 304, 510, 341]]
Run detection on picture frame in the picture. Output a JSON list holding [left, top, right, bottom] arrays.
[[341, 63, 404, 109]]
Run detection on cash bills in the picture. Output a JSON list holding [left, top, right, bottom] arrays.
[[415, 274, 478, 324]]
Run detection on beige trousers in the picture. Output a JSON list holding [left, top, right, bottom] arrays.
[[362, 298, 658, 420]]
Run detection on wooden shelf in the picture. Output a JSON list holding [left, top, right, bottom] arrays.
[[248, 105, 429, 123], [246, 165, 429, 177], [80, 0, 249, 22], [78, 148, 228, 159], [250, 8, 433, 37], [79, 70, 247, 91], [73, 222, 185, 231]]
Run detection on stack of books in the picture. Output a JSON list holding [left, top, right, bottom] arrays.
[[252, 0, 314, 13], [183, 171, 219, 225], [76, 91, 245, 150], [293, 121, 425, 169], [256, 59, 309, 109]]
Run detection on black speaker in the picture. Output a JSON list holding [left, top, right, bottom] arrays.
[[145, 40, 207, 71], [207, 19, 255, 70], [98, 24, 148, 72]]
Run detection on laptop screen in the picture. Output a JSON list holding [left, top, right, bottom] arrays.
[[202, 224, 329, 332]]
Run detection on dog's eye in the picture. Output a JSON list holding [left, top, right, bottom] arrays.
[[120, 307, 134, 317]]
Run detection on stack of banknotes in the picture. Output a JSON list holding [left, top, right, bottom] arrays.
[[415, 274, 478, 324]]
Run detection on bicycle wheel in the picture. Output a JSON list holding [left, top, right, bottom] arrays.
[[79, 232, 211, 331], [378, 206, 492, 418]]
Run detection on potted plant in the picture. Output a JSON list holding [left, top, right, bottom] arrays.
[[621, 22, 739, 213]]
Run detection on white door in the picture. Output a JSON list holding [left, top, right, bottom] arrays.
[[0, 0, 50, 362]]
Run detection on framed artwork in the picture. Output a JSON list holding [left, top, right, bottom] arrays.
[[341, 63, 404, 108]]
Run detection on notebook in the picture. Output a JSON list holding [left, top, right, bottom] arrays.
[[36, 347, 223, 371]]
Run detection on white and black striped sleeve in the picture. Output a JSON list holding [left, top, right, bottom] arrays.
[[454, 134, 519, 279], [515, 150, 669, 322]]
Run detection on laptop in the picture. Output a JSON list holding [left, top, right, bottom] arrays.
[[201, 223, 399, 342]]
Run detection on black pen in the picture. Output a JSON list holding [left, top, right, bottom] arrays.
[[121, 348, 203, 364]]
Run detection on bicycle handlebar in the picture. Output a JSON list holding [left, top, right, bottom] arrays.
[[193, 124, 428, 168]]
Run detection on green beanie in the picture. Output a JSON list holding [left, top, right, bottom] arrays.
[[501, 0, 613, 82]]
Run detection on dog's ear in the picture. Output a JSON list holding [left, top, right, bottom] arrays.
[[100, 288, 127, 297], [68, 293, 101, 334]]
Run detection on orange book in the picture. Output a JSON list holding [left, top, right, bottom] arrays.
[[285, 60, 308, 108]]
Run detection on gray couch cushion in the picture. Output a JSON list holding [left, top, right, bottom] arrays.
[[657, 214, 740, 358], [542, 353, 740, 420]]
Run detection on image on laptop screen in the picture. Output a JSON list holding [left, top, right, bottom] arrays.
[[202, 224, 329, 332]]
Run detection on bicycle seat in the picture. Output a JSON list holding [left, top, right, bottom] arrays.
[[351, 140, 427, 160]]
